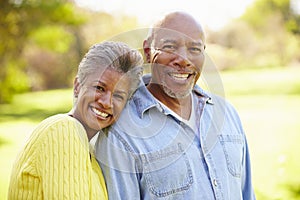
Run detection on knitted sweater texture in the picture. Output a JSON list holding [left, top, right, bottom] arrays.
[[8, 114, 108, 200]]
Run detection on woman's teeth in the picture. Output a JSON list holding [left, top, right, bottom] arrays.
[[92, 107, 109, 118]]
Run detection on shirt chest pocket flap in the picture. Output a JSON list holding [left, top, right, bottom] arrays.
[[141, 143, 193, 197]]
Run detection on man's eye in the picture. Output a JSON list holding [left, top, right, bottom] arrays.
[[189, 47, 203, 54], [162, 44, 177, 51]]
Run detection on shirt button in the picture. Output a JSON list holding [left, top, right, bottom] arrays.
[[213, 179, 218, 187]]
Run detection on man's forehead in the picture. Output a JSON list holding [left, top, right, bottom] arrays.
[[153, 29, 204, 44], [153, 27, 204, 40]]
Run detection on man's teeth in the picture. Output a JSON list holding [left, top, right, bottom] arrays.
[[171, 73, 189, 80], [92, 107, 109, 118]]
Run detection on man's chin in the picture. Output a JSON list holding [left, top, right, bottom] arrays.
[[163, 86, 192, 99]]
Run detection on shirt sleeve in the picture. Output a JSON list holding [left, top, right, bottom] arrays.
[[241, 137, 256, 200], [225, 100, 256, 199]]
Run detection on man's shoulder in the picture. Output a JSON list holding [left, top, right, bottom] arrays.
[[122, 80, 157, 118]]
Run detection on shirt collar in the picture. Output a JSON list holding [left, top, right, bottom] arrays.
[[132, 74, 213, 118]]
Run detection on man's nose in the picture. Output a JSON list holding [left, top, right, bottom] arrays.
[[175, 47, 191, 67]]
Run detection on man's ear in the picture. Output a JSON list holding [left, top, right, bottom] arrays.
[[143, 40, 151, 63], [73, 77, 81, 98]]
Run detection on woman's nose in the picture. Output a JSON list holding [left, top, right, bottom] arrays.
[[97, 92, 112, 108]]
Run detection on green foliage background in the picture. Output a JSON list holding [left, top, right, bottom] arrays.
[[0, 0, 140, 103], [1, 0, 300, 199], [1, 0, 300, 103]]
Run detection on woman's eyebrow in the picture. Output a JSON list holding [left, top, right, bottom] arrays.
[[114, 89, 128, 95], [93, 80, 106, 86]]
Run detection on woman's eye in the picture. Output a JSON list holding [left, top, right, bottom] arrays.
[[113, 94, 125, 101], [94, 85, 104, 92]]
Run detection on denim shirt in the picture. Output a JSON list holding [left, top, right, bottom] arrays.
[[95, 75, 256, 200]]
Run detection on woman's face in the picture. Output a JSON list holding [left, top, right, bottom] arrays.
[[73, 67, 130, 139]]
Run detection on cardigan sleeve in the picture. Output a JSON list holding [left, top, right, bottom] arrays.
[[35, 117, 97, 199], [8, 115, 107, 200]]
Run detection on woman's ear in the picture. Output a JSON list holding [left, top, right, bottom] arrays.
[[74, 77, 81, 98]]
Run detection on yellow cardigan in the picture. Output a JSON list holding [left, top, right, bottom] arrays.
[[8, 114, 108, 200]]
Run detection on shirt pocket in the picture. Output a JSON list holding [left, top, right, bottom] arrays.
[[141, 143, 193, 198], [218, 134, 244, 177]]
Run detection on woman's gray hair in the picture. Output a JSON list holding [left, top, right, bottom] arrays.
[[77, 41, 143, 98]]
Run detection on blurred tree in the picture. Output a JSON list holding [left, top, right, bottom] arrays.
[[241, 0, 300, 34], [81, 12, 141, 47], [0, 0, 85, 103], [241, 0, 300, 66], [206, 0, 300, 69]]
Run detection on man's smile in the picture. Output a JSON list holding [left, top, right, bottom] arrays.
[[168, 72, 195, 83]]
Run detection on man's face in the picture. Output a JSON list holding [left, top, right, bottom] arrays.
[[146, 16, 205, 99]]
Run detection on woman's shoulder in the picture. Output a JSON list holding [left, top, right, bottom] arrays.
[[40, 113, 74, 124], [32, 114, 86, 141], [37, 114, 82, 130]]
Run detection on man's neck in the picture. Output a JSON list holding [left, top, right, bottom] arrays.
[[147, 83, 192, 120]]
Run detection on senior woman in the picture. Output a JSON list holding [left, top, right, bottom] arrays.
[[8, 41, 143, 199]]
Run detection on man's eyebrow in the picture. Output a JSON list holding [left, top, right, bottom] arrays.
[[160, 39, 177, 44], [187, 41, 204, 46], [160, 39, 204, 46]]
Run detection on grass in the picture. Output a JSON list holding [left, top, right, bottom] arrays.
[[1, 67, 300, 199], [0, 89, 73, 123]]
